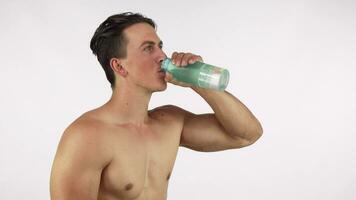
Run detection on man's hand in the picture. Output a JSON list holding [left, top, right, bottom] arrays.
[[164, 52, 203, 88]]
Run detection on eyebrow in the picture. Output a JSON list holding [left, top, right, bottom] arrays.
[[140, 40, 163, 48]]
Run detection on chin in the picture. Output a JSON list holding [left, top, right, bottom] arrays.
[[153, 82, 167, 92]]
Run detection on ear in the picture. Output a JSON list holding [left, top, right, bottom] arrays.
[[110, 58, 128, 77]]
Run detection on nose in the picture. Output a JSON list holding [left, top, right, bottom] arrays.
[[157, 48, 167, 64]]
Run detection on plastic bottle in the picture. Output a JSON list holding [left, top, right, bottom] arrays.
[[161, 58, 230, 91]]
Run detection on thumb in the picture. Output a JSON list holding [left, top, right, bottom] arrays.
[[164, 72, 173, 82]]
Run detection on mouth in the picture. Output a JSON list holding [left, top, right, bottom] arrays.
[[157, 68, 166, 74], [157, 69, 166, 77]]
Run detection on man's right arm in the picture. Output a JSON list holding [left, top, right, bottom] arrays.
[[50, 122, 112, 200]]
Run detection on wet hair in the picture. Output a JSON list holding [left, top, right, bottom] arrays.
[[90, 12, 156, 88]]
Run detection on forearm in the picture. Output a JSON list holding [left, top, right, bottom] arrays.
[[192, 87, 263, 142]]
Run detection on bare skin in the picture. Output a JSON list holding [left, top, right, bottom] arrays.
[[50, 23, 263, 200]]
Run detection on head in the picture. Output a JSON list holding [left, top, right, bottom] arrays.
[[90, 12, 166, 91]]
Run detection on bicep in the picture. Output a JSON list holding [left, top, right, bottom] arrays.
[[50, 128, 110, 200], [180, 112, 250, 152], [51, 159, 102, 200]]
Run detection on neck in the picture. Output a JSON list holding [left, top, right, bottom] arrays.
[[104, 83, 152, 125]]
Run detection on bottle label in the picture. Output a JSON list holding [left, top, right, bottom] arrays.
[[197, 64, 221, 90]]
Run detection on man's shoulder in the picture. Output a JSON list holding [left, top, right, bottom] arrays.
[[66, 112, 102, 133], [59, 112, 111, 149], [56, 113, 114, 162], [150, 104, 190, 120]]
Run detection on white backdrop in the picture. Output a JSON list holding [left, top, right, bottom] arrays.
[[1, 0, 355, 199]]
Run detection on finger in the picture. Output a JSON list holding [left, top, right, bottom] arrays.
[[181, 53, 194, 66], [165, 72, 192, 87], [164, 72, 179, 83], [197, 55, 203, 62], [171, 52, 179, 63], [174, 52, 185, 67], [188, 55, 203, 64], [164, 72, 173, 82]]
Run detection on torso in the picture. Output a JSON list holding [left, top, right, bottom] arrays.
[[81, 106, 184, 200]]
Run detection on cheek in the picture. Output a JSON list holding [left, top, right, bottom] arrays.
[[136, 59, 155, 73], [129, 63, 152, 81], [125, 55, 156, 78], [138, 66, 153, 80]]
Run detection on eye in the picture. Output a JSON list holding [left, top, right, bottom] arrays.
[[144, 45, 153, 52]]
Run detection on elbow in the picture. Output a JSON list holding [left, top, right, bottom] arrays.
[[228, 121, 263, 149], [249, 122, 263, 144], [253, 123, 263, 143], [241, 122, 263, 147]]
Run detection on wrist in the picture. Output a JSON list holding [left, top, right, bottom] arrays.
[[191, 86, 206, 94], [191, 86, 224, 96]]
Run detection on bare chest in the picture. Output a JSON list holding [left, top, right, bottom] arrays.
[[98, 123, 181, 199]]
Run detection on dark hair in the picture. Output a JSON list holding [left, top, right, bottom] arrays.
[[90, 12, 156, 88]]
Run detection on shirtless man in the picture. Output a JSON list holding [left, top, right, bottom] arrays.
[[50, 12, 263, 200]]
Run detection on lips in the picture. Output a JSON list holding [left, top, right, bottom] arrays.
[[157, 69, 166, 78]]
